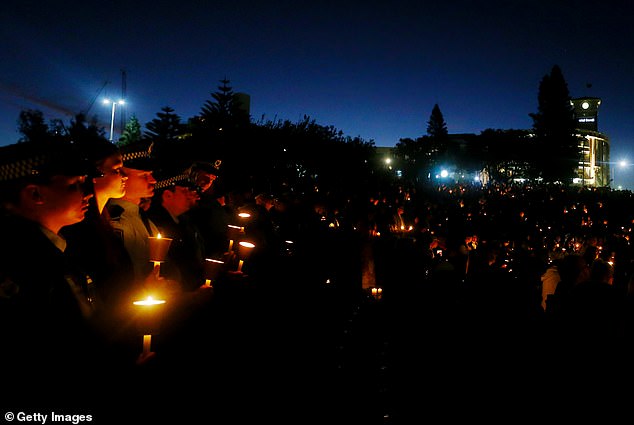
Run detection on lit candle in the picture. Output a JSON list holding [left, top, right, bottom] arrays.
[[236, 241, 255, 272], [227, 225, 243, 245], [238, 241, 255, 258], [148, 233, 173, 263], [370, 287, 382, 299], [133, 296, 166, 349], [204, 258, 225, 286], [133, 295, 167, 307], [142, 334, 152, 355]]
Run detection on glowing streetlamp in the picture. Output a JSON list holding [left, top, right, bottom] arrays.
[[103, 98, 125, 142], [616, 159, 629, 190]]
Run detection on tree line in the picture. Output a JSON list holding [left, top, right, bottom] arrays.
[[13, 65, 581, 201], [395, 65, 581, 186]]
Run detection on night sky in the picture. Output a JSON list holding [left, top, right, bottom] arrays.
[[2, 1, 633, 188]]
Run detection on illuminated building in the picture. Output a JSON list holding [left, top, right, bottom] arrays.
[[570, 97, 611, 187]]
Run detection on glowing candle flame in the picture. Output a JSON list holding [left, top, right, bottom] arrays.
[[133, 295, 166, 306]]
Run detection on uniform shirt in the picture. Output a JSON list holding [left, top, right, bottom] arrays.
[[107, 198, 159, 281]]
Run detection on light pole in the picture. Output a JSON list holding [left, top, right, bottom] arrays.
[[103, 98, 125, 142]]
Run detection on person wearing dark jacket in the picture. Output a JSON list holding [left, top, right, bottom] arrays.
[[0, 140, 113, 406]]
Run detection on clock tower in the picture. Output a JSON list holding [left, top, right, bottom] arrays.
[[570, 97, 601, 132]]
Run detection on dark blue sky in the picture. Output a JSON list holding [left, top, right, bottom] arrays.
[[2, 1, 633, 188]]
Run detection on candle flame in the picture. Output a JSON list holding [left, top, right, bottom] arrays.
[[133, 295, 166, 306], [157, 233, 162, 239]]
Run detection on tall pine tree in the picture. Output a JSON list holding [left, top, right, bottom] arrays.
[[118, 114, 142, 147], [197, 78, 250, 133], [426, 103, 450, 170], [426, 103, 448, 139], [144, 106, 185, 144], [529, 65, 580, 183]]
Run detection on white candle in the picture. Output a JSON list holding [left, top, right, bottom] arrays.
[[142, 334, 152, 354]]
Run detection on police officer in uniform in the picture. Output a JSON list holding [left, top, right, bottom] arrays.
[[0, 140, 111, 405]]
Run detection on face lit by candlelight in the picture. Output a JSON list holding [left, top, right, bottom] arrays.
[[29, 175, 93, 233], [94, 153, 127, 200], [121, 167, 156, 203]]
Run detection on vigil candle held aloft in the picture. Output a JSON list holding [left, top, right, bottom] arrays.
[[148, 233, 173, 272]]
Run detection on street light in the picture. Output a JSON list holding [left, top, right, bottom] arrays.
[[103, 98, 125, 142], [616, 159, 628, 190]]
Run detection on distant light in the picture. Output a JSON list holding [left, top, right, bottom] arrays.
[[103, 98, 125, 106], [440, 169, 449, 178], [385, 158, 391, 164], [474, 175, 480, 182]]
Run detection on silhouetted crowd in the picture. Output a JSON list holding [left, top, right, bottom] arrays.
[[2, 138, 634, 422]]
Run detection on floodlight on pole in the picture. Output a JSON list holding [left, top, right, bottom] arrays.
[[616, 159, 629, 190], [103, 98, 125, 142]]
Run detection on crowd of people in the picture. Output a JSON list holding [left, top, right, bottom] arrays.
[[2, 136, 634, 421], [0, 137, 359, 420]]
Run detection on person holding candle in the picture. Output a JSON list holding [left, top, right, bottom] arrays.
[[103, 142, 188, 304], [147, 170, 208, 291], [106, 141, 160, 282], [60, 138, 146, 366], [61, 137, 131, 299], [181, 159, 231, 259], [145, 170, 218, 361], [0, 139, 115, 404]]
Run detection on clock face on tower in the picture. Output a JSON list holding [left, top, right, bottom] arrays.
[[582, 101, 590, 109]]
